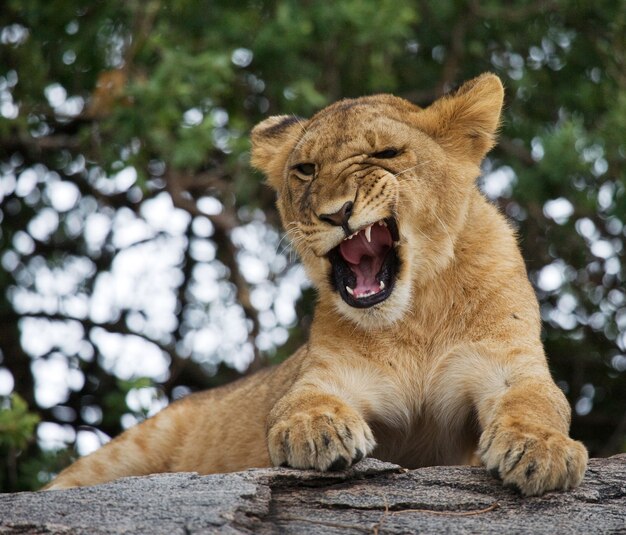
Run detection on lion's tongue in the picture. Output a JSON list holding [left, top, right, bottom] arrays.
[[339, 224, 392, 296]]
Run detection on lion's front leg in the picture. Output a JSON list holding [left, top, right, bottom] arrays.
[[267, 389, 376, 471], [475, 370, 588, 496]]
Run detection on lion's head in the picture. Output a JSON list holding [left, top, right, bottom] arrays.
[[251, 74, 504, 328]]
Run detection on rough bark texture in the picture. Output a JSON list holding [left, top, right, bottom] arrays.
[[1, 456, 625, 534]]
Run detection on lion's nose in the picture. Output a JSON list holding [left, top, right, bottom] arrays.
[[319, 201, 353, 228]]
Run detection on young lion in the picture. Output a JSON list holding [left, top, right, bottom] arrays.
[[45, 73, 587, 496]]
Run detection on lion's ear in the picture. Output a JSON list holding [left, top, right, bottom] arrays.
[[417, 73, 504, 162], [250, 115, 307, 190]]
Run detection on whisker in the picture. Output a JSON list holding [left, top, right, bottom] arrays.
[[414, 225, 435, 243], [393, 164, 421, 178], [275, 231, 294, 256], [292, 115, 309, 135], [433, 211, 454, 248], [393, 161, 432, 179], [281, 225, 307, 251]]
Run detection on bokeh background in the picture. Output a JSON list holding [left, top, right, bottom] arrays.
[[1, 0, 624, 491]]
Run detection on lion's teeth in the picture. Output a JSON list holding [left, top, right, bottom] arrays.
[[379, 281, 385, 290], [346, 286, 354, 296], [365, 225, 372, 243]]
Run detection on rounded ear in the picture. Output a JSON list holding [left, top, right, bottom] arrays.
[[415, 73, 505, 162], [250, 115, 308, 190]]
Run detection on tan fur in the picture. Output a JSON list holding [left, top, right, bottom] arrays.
[[46, 74, 587, 496]]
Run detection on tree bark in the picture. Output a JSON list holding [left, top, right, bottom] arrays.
[[1, 456, 624, 534]]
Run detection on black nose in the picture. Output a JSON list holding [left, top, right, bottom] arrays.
[[319, 201, 353, 228]]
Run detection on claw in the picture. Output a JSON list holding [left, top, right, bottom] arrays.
[[329, 456, 349, 471]]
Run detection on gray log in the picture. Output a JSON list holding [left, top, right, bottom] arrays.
[[1, 455, 624, 534]]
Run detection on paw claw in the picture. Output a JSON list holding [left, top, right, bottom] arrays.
[[479, 418, 588, 496], [524, 461, 537, 479], [268, 400, 376, 472], [329, 456, 349, 471], [504, 482, 522, 494], [488, 466, 501, 479]]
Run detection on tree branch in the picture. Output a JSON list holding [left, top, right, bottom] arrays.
[[165, 169, 265, 373]]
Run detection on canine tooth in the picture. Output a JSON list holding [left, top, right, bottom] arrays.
[[365, 225, 372, 243], [346, 286, 354, 296], [379, 281, 385, 290]]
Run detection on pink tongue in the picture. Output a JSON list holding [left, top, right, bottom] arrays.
[[339, 224, 392, 296]]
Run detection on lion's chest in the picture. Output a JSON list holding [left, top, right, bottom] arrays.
[[363, 345, 479, 466]]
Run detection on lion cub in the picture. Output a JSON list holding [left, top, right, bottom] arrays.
[[46, 73, 587, 496]]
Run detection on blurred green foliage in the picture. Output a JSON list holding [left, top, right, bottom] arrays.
[[0, 395, 39, 450], [0, 394, 39, 490], [0, 0, 625, 491]]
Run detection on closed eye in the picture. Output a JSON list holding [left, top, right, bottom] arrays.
[[371, 148, 400, 159]]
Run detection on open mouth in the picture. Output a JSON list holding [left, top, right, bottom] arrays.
[[328, 218, 400, 308]]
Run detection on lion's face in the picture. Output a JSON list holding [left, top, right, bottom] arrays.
[[251, 74, 504, 328]]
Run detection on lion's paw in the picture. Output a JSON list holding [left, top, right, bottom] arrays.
[[268, 402, 376, 471], [478, 416, 588, 496]]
